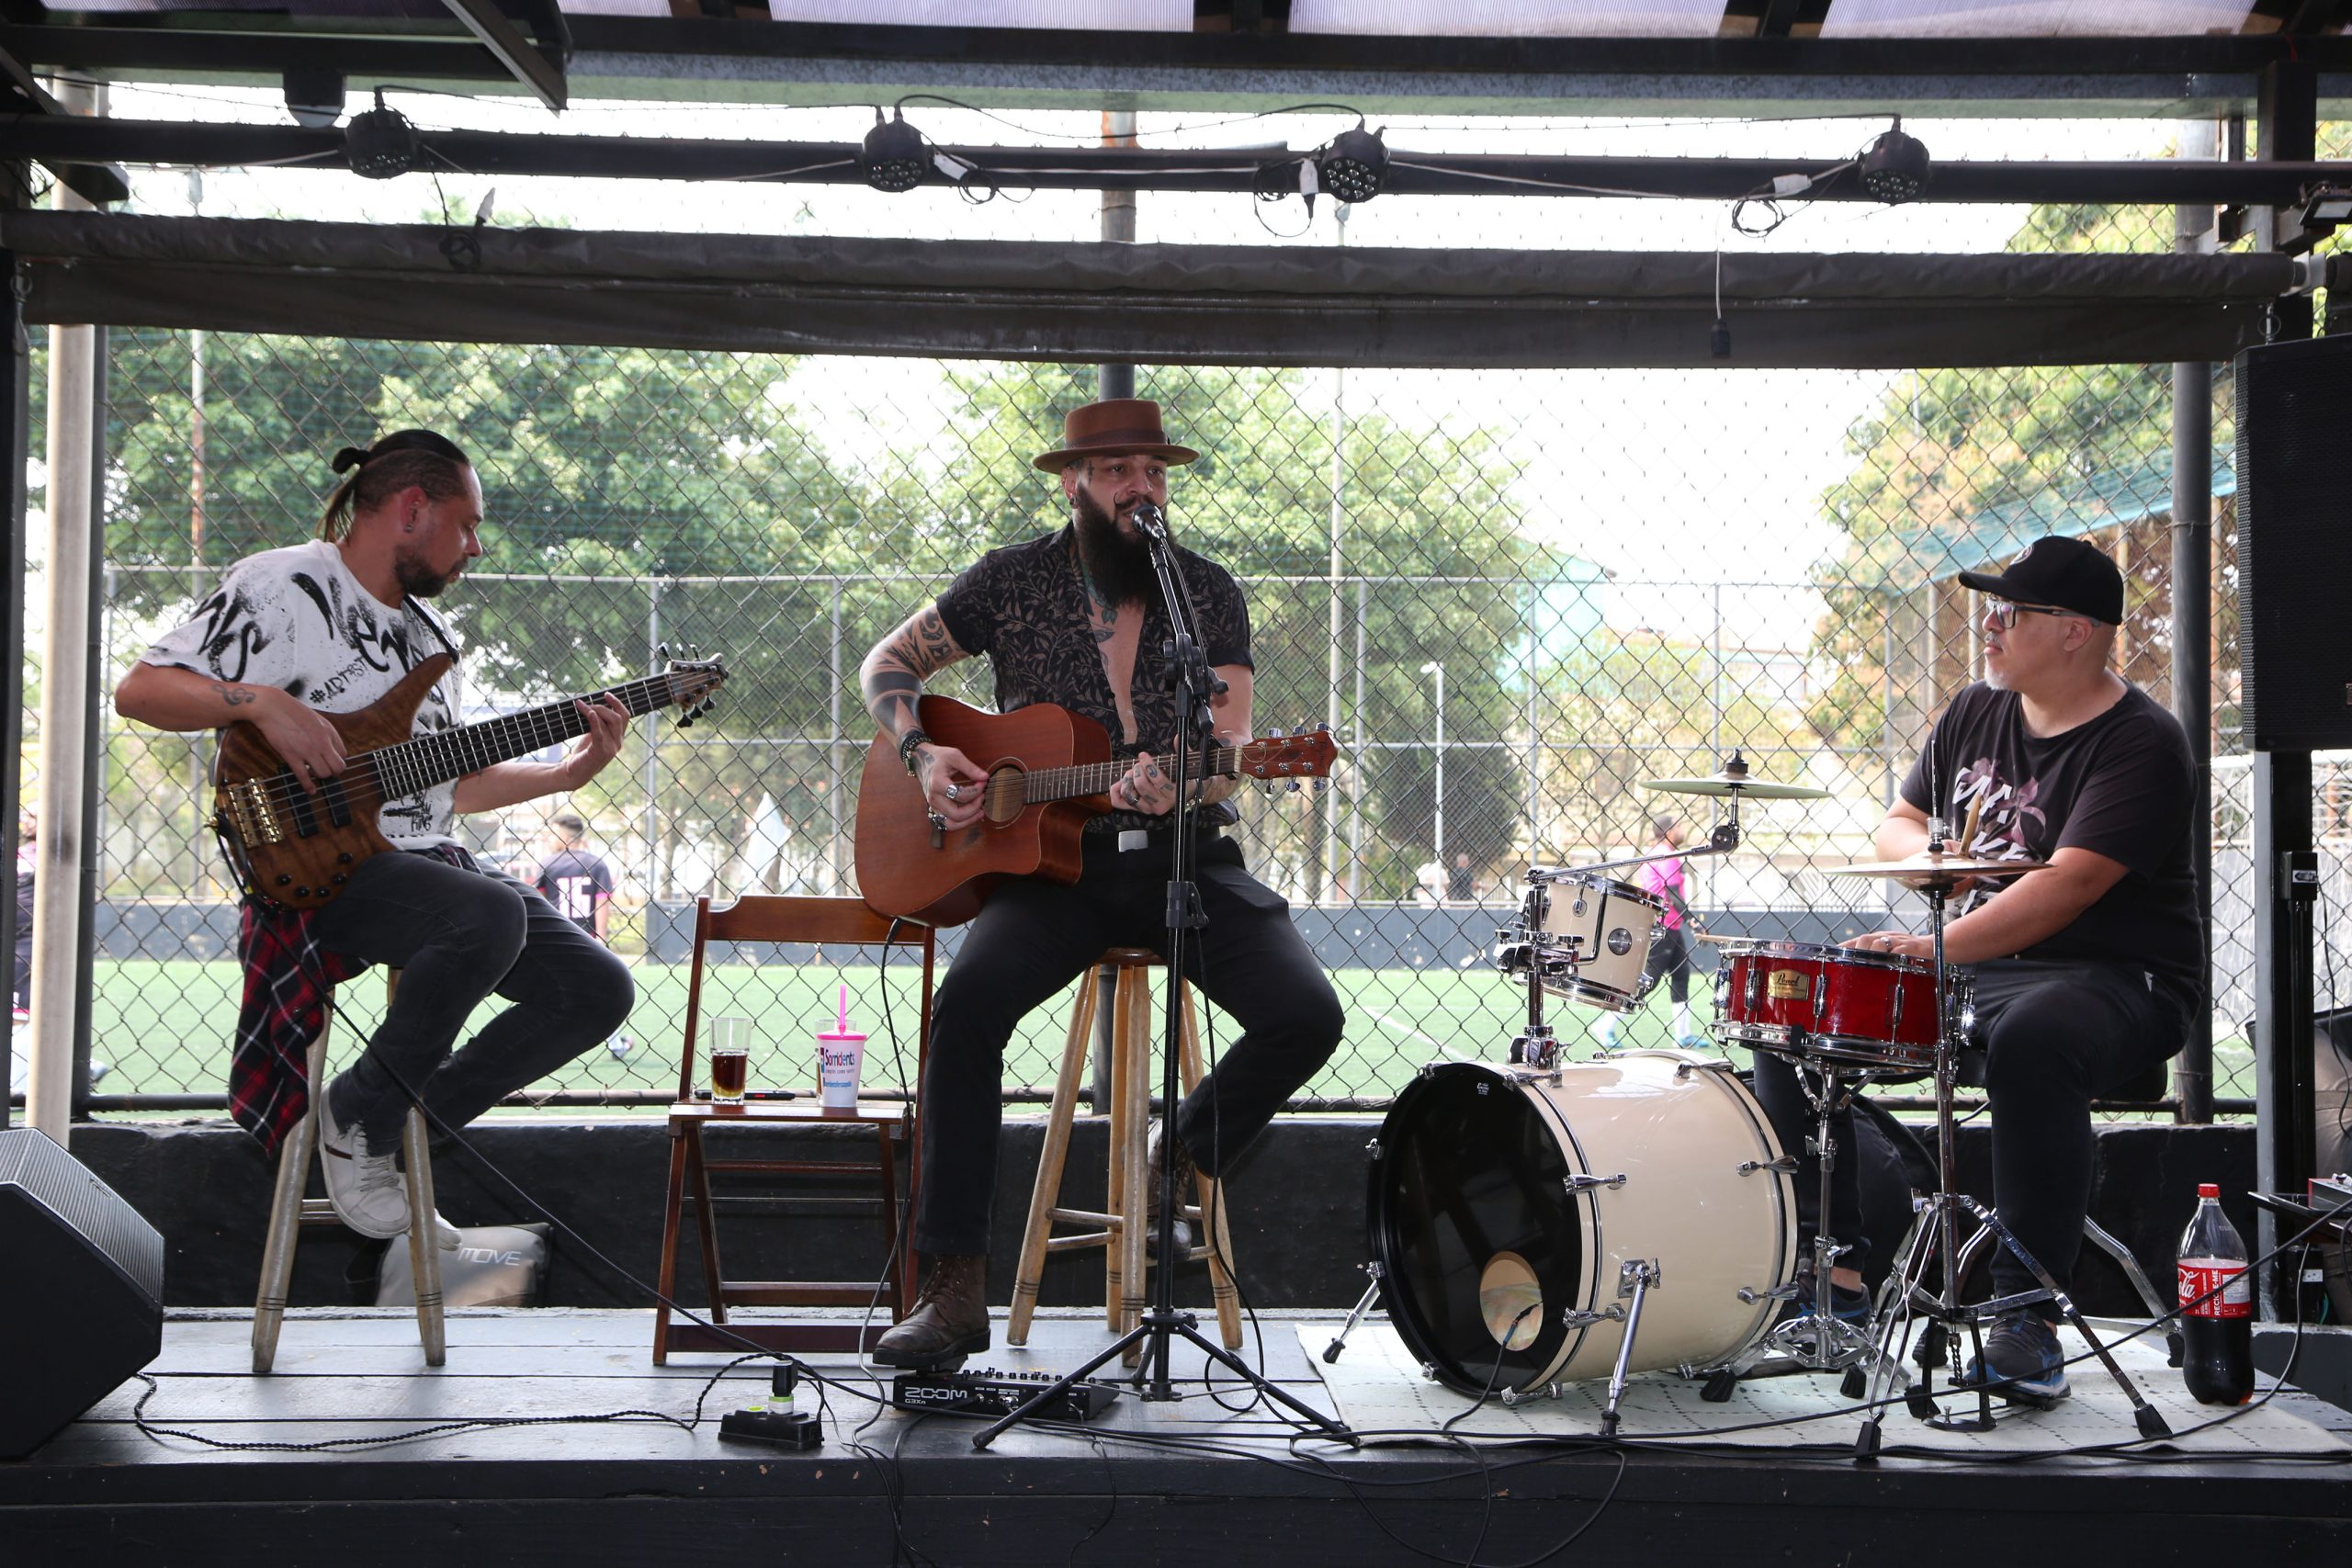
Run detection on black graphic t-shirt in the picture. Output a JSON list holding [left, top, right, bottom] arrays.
[[1899, 681, 2201, 997], [533, 847, 615, 934], [934, 525, 1251, 833]]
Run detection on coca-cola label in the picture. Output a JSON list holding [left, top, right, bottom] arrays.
[[2178, 1261, 2252, 1319]]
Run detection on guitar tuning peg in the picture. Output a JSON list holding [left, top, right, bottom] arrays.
[[658, 641, 670, 660], [1258, 780, 1273, 796], [1316, 721, 1332, 733], [1313, 777, 1329, 793], [1286, 778, 1303, 792]]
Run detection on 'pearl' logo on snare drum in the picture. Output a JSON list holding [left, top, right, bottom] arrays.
[[1607, 927, 1634, 955], [1767, 972, 1812, 1000]]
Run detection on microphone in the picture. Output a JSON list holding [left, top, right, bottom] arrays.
[[1127, 501, 1170, 541]]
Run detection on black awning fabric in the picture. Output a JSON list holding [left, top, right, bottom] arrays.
[[0, 210, 2305, 368]]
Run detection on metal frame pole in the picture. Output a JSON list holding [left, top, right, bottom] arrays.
[[2171, 114, 2217, 1123], [0, 243, 28, 1122]]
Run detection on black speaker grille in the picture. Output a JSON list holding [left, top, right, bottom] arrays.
[[2234, 333, 2352, 751], [0, 1127, 164, 1300]]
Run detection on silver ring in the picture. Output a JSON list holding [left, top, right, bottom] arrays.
[[945, 783, 961, 803]]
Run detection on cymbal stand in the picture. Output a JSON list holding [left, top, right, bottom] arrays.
[[1853, 863, 2172, 1456]]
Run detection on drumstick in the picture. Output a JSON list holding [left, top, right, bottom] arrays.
[[1956, 793, 1984, 856]]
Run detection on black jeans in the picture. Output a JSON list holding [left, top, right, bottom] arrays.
[[1644, 925, 1691, 1006], [912, 832, 1345, 1258], [1752, 956, 2188, 1302], [310, 849, 635, 1145]]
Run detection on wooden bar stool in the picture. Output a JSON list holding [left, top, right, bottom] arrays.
[[1008, 949, 1240, 1357], [253, 971, 444, 1373]]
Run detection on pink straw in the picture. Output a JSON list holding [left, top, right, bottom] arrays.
[[836, 983, 849, 1035]]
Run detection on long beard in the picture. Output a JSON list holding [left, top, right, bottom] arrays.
[[1072, 485, 1158, 608]]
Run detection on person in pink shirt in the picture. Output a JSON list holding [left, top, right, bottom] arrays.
[[1635, 815, 1700, 1046]]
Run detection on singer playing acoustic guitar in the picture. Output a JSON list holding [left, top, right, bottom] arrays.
[[856, 398, 1345, 1369]]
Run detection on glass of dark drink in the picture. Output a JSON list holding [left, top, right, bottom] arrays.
[[709, 1016, 752, 1105]]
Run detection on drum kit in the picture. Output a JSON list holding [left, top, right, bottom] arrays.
[[1331, 752, 2177, 1447]]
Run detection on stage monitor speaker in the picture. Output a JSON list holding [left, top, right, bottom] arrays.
[[2233, 333, 2352, 751], [0, 1126, 164, 1459]]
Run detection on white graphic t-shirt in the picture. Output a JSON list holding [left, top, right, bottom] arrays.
[[143, 539, 466, 848]]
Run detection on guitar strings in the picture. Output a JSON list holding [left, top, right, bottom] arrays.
[[240, 671, 691, 817]]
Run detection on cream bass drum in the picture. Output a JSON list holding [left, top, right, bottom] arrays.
[[1368, 1050, 1794, 1394]]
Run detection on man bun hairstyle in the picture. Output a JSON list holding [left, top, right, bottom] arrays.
[[318, 428, 472, 541]]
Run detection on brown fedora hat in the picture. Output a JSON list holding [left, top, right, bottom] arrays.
[[1031, 398, 1200, 473]]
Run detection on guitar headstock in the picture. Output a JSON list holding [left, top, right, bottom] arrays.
[[658, 644, 728, 727], [1237, 725, 1336, 786]]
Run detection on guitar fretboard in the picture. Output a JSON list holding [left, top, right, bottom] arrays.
[[1017, 742, 1244, 806], [363, 671, 680, 801]]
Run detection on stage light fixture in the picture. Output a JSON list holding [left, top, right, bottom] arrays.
[[1317, 123, 1389, 205], [345, 89, 417, 180], [862, 109, 930, 193], [282, 68, 345, 130], [1858, 117, 1930, 204]]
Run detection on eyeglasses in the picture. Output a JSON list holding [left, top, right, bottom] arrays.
[[1983, 599, 2082, 631]]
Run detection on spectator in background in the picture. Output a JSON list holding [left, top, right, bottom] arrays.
[[527, 810, 616, 942], [1635, 815, 1701, 1047], [1446, 852, 1478, 904], [13, 807, 31, 1017]]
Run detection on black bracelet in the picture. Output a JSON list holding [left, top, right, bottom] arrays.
[[898, 728, 931, 776]]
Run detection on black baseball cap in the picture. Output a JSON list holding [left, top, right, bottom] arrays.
[[1956, 536, 2122, 625]]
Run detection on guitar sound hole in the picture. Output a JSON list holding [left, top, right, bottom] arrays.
[[983, 763, 1024, 826]]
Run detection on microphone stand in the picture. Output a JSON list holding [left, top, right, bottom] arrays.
[[974, 505, 1353, 1450]]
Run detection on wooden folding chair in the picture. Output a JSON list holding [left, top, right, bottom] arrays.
[[651, 896, 933, 1361]]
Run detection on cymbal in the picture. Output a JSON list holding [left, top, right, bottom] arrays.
[[1642, 772, 1832, 800], [1831, 851, 2051, 890]]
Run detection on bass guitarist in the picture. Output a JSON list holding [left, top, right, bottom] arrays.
[[115, 429, 635, 1247], [858, 398, 1345, 1368]]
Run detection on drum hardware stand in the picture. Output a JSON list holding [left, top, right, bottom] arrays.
[[1952, 1216, 2184, 1368], [1324, 1261, 1386, 1365], [1850, 844, 2172, 1458], [974, 507, 1353, 1453], [1598, 1259, 1663, 1437]]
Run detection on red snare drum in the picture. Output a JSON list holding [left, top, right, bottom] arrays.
[[1713, 940, 1958, 1071]]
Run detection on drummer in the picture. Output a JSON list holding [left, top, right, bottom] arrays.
[[1749, 536, 2200, 1404]]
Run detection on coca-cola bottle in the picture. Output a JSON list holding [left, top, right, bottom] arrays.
[[2177, 1182, 2254, 1406]]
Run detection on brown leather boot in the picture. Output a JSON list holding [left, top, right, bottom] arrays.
[[872, 1254, 990, 1369]]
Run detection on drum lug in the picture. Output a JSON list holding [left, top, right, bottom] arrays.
[[1363, 1137, 1381, 1161], [1498, 1382, 1562, 1408], [1739, 1281, 1803, 1305], [1559, 1303, 1626, 1329], [1674, 1057, 1735, 1079], [1738, 1156, 1799, 1177], [1563, 1171, 1628, 1195], [1361, 1260, 1385, 1280]]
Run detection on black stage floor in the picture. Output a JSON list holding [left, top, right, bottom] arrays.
[[7, 1308, 2350, 1565]]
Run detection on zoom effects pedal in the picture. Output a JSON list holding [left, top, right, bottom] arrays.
[[891, 1367, 1121, 1422]]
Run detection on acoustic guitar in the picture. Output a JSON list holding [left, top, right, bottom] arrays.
[[854, 694, 1337, 927], [212, 653, 725, 910]]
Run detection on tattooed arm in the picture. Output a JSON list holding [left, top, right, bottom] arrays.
[[115, 661, 349, 788], [858, 604, 990, 829]]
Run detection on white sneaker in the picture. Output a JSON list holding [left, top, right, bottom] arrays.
[[318, 1090, 412, 1240]]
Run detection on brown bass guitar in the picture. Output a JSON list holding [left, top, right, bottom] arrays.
[[212, 654, 725, 910]]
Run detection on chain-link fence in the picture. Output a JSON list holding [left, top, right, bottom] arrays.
[[16, 145, 2347, 1121]]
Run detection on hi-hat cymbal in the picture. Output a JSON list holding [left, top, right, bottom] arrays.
[[1642, 771, 1831, 800], [1831, 851, 2050, 890]]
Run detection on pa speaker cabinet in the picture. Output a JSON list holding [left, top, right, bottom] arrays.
[[0, 1126, 164, 1458], [2234, 333, 2352, 751]]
